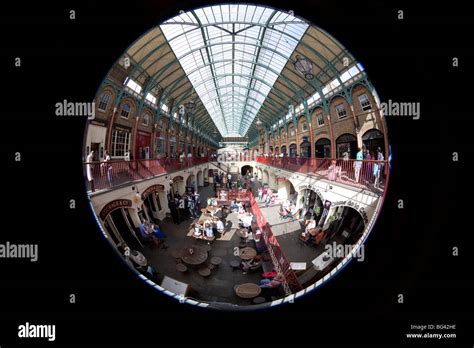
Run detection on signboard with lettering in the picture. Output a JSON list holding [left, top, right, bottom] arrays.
[[99, 199, 132, 220], [141, 184, 165, 199], [331, 200, 369, 224]]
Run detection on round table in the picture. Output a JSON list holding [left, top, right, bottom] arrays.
[[176, 263, 188, 272], [253, 296, 266, 305], [210, 256, 222, 266], [198, 267, 211, 277], [230, 260, 240, 269], [180, 246, 208, 265], [239, 247, 257, 260], [235, 283, 261, 299]]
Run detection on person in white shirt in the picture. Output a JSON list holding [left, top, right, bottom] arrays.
[[215, 218, 225, 234], [86, 150, 95, 191]]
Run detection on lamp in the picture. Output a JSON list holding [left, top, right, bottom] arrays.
[[184, 100, 196, 114], [255, 118, 263, 130], [293, 55, 314, 80]]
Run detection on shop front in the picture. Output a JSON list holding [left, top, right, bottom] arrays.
[[136, 130, 151, 160]]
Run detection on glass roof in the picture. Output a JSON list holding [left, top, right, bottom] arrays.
[[160, 4, 308, 136]]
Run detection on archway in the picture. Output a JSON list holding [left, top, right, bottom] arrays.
[[270, 173, 277, 191], [281, 145, 287, 155], [323, 205, 365, 246], [289, 143, 297, 157], [315, 138, 331, 158], [300, 139, 311, 158], [257, 167, 263, 181], [362, 129, 385, 156], [277, 177, 296, 201], [263, 170, 269, 186], [241, 165, 253, 177], [186, 174, 196, 193], [297, 188, 324, 220], [336, 133, 357, 159], [171, 175, 185, 195], [196, 170, 204, 187]]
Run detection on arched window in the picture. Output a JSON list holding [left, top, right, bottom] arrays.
[[98, 93, 110, 112], [142, 113, 150, 126], [120, 103, 131, 119]]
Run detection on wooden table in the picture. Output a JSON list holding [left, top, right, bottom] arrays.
[[179, 245, 208, 265], [210, 256, 222, 266], [198, 267, 211, 277], [176, 263, 188, 272], [239, 247, 257, 260], [230, 260, 240, 269], [235, 283, 261, 299]]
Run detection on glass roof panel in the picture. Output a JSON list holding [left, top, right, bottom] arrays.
[[161, 4, 308, 136]]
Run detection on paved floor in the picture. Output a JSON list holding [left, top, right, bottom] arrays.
[[139, 179, 329, 305], [141, 184, 268, 306], [251, 182, 324, 272]]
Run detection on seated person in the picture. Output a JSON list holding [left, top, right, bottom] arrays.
[[151, 224, 166, 240], [214, 218, 225, 234], [302, 220, 317, 236], [299, 220, 317, 242], [240, 255, 262, 274], [229, 200, 239, 211], [193, 223, 203, 237], [204, 223, 214, 238], [260, 274, 283, 288]]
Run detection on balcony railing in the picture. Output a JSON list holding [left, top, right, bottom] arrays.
[[256, 157, 389, 192], [84, 157, 209, 192]]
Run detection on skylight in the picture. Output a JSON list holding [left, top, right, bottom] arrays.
[[160, 4, 308, 136]]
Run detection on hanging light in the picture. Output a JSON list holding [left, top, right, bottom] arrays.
[[255, 117, 263, 130], [184, 100, 196, 114], [293, 55, 314, 80]]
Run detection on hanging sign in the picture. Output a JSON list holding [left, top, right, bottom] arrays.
[[99, 199, 132, 220]]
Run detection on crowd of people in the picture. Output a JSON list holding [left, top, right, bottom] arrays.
[[167, 190, 202, 224]]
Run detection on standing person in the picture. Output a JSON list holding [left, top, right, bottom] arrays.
[[188, 195, 196, 218], [364, 147, 372, 181], [104, 150, 113, 187], [258, 187, 263, 201], [86, 150, 95, 192], [374, 147, 385, 188], [178, 196, 186, 220], [194, 193, 201, 217], [168, 197, 179, 225], [354, 147, 363, 183]]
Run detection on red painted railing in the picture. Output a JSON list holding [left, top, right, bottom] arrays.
[[257, 157, 389, 191], [248, 192, 302, 295], [84, 157, 209, 192]]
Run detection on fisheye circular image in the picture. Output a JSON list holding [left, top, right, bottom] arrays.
[[83, 3, 390, 310]]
